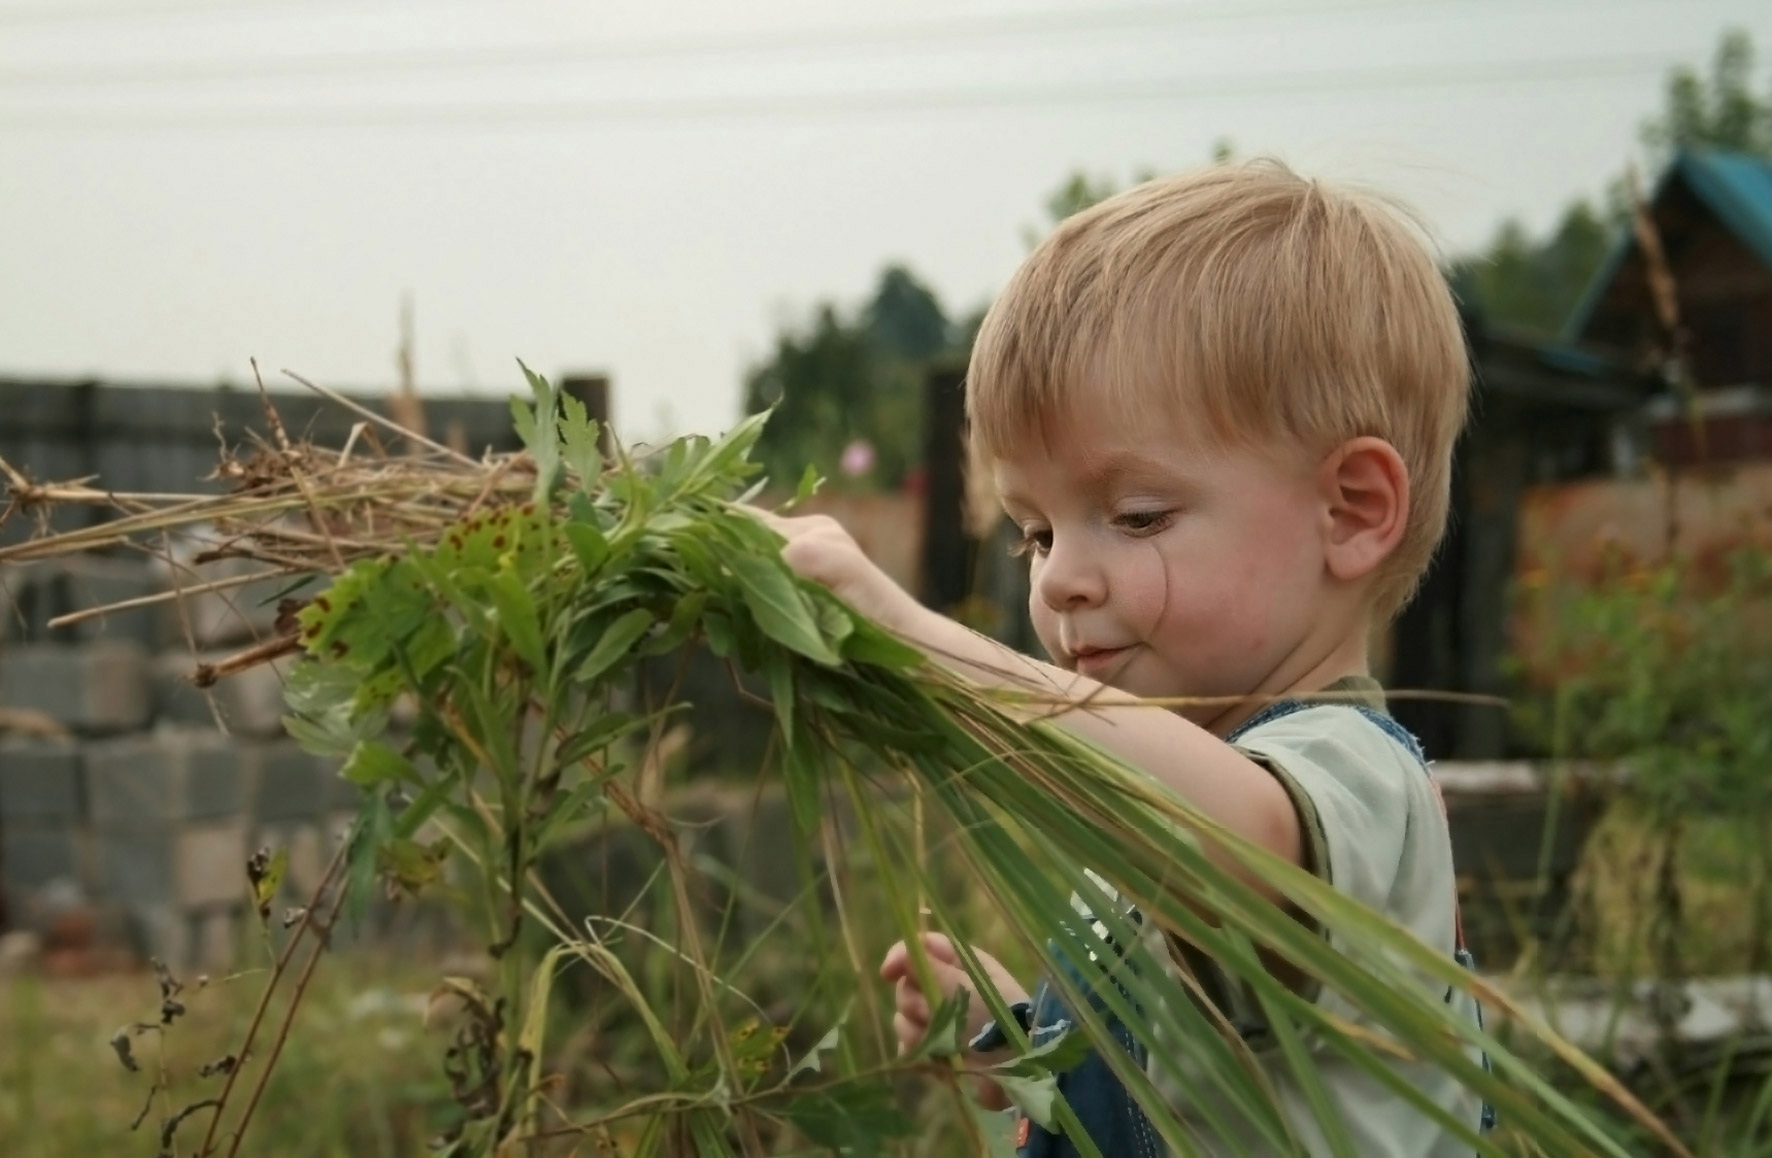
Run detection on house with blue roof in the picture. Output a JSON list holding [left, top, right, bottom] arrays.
[[1563, 148, 1772, 464], [1392, 148, 1772, 767]]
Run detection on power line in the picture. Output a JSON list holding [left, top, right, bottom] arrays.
[[0, 0, 377, 26], [0, 52, 1683, 132], [0, 0, 1668, 84]]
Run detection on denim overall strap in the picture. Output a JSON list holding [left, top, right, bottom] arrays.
[[1002, 900, 1165, 1158], [998, 696, 1494, 1157]]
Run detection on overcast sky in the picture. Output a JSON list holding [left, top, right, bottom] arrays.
[[3, 0, 1770, 441]]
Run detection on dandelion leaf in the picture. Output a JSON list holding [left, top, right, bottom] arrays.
[[516, 360, 563, 503], [558, 388, 603, 491], [339, 740, 419, 788]]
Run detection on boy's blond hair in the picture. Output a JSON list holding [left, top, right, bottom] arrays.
[[967, 158, 1469, 619]]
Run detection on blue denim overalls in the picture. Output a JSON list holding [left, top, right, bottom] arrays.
[[970, 698, 1495, 1157]]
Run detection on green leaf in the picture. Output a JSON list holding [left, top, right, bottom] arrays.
[[377, 836, 449, 897], [344, 792, 395, 926], [969, 1100, 1023, 1158], [339, 741, 420, 787], [563, 521, 610, 577], [989, 1023, 1093, 1078], [812, 591, 855, 650], [781, 718, 823, 837], [763, 649, 795, 744], [486, 570, 547, 673], [282, 658, 360, 719], [531, 778, 609, 852], [638, 591, 707, 657], [402, 548, 492, 638], [995, 1073, 1062, 1132], [250, 847, 287, 924], [393, 772, 457, 841], [690, 411, 770, 493], [282, 661, 389, 758], [558, 388, 603, 490], [841, 622, 924, 670], [516, 360, 562, 504], [776, 1082, 910, 1156], [907, 988, 969, 1062], [789, 463, 823, 509], [574, 608, 655, 684], [555, 710, 654, 770], [789, 1025, 841, 1079], [726, 553, 840, 665], [702, 610, 738, 659]]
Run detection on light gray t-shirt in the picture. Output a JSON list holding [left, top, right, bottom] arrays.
[[1106, 685, 1484, 1155]]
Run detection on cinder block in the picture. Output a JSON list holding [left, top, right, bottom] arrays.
[[126, 903, 194, 973], [62, 556, 165, 649], [193, 905, 242, 971], [0, 561, 73, 644], [323, 752, 361, 812], [285, 823, 326, 897], [253, 741, 323, 822], [154, 653, 290, 737], [174, 820, 249, 909], [85, 731, 251, 826], [0, 739, 84, 821], [93, 828, 175, 905], [0, 826, 84, 890], [254, 821, 326, 904], [0, 642, 152, 733], [151, 550, 285, 650]]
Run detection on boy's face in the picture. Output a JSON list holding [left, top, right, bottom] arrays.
[[995, 406, 1335, 726]]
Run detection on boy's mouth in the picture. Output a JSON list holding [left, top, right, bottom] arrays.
[[1072, 645, 1134, 677]]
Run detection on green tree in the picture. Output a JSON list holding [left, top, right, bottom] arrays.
[[1452, 199, 1616, 336], [864, 264, 950, 363], [1642, 28, 1772, 160], [1458, 29, 1770, 336], [743, 266, 959, 492]]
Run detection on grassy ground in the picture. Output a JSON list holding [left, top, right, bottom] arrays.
[[1, 954, 451, 1156], [10, 800, 1772, 1157]]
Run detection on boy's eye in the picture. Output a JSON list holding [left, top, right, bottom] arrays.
[[1008, 528, 1052, 558], [1115, 511, 1172, 536]]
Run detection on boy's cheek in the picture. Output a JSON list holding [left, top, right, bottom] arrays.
[[1027, 603, 1065, 665]]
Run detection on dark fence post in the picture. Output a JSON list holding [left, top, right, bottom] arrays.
[[560, 372, 614, 457], [918, 362, 974, 611]]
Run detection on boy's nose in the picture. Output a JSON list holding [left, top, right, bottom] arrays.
[[1034, 540, 1107, 611]]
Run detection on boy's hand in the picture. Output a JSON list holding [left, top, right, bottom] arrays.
[[880, 933, 1027, 1112], [756, 511, 930, 640]]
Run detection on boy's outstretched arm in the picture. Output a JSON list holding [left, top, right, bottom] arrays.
[[765, 512, 1304, 901]]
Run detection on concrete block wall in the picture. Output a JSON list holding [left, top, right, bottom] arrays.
[[0, 552, 358, 971]]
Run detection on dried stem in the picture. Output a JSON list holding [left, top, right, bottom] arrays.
[[195, 838, 349, 1158], [222, 895, 344, 1158]]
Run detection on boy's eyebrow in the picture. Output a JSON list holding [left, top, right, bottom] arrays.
[[1085, 450, 1186, 488], [996, 450, 1188, 511]]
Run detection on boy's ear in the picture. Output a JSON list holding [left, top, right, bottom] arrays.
[[1318, 437, 1408, 583]]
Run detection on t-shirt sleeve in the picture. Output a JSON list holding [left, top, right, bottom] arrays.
[[1232, 709, 1421, 918]]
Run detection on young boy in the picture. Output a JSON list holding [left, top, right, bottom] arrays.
[[768, 158, 1484, 1154]]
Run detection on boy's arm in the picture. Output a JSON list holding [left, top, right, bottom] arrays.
[[767, 513, 1303, 905]]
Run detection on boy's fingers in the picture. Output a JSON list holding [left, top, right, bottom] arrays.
[[892, 1013, 921, 1055], [880, 933, 960, 983], [894, 978, 931, 1026], [920, 932, 960, 966], [879, 941, 911, 982]]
